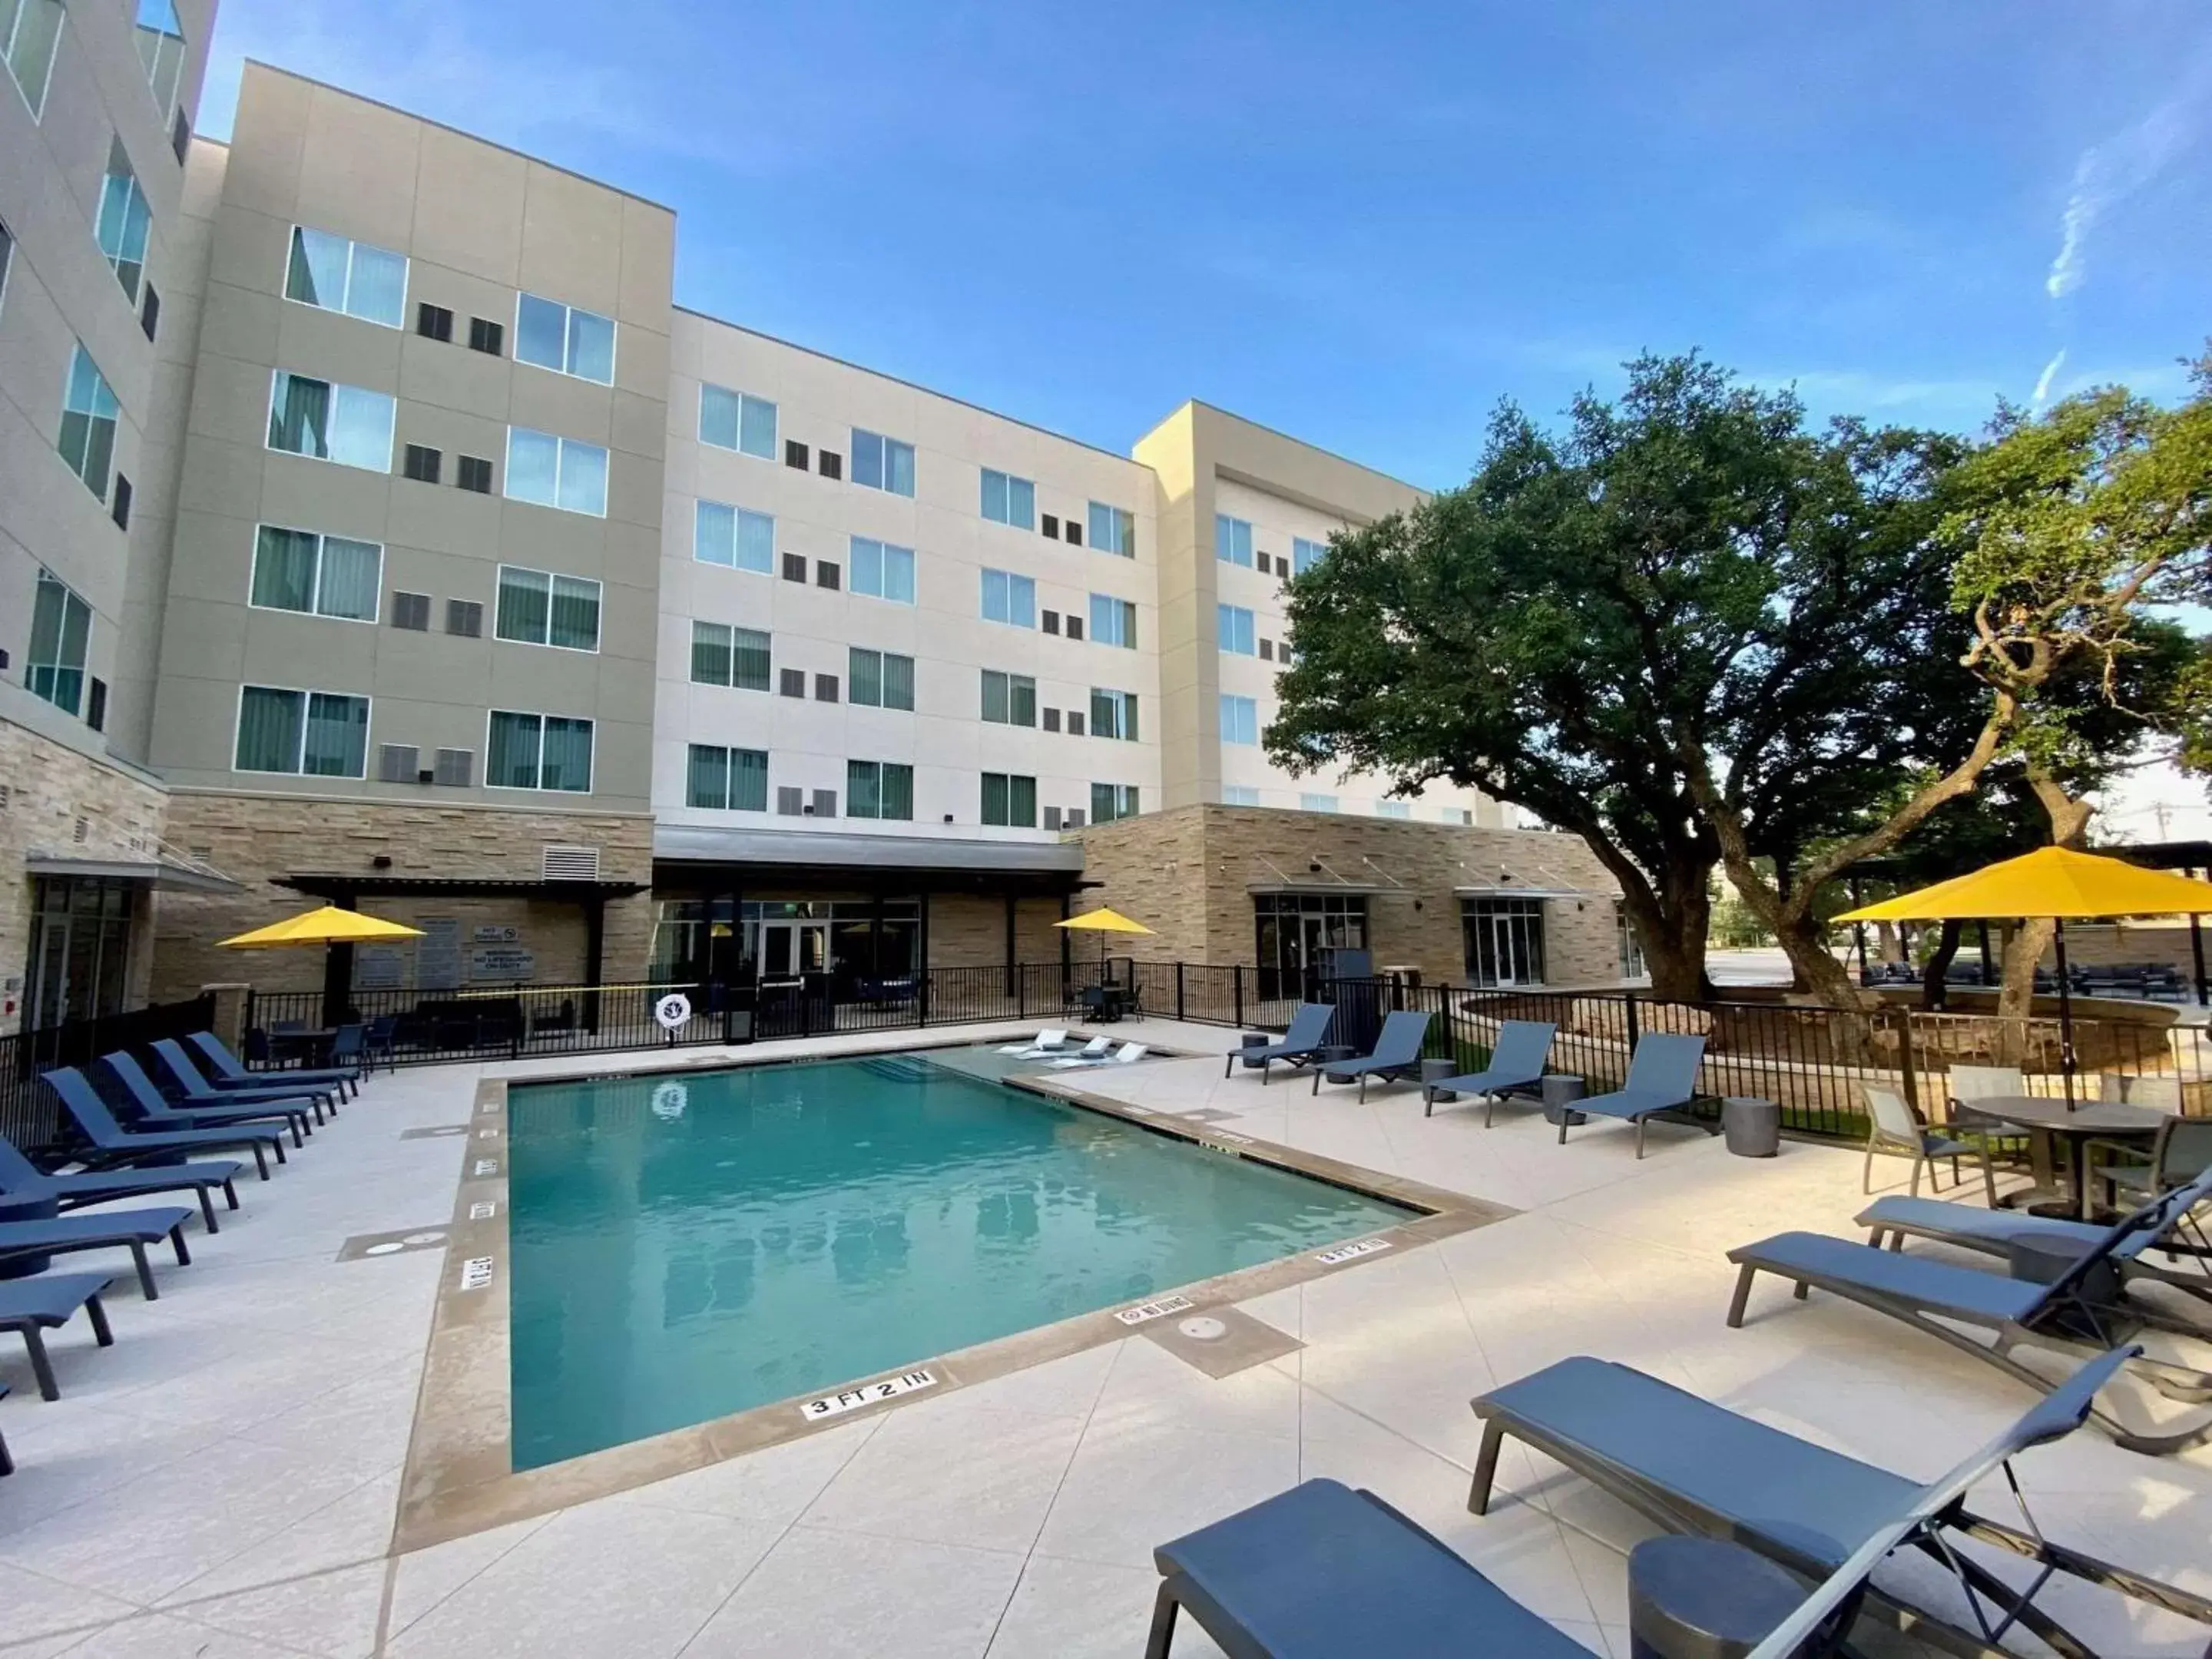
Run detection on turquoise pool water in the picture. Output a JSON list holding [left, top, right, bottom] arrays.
[[506, 1046, 1413, 1468]]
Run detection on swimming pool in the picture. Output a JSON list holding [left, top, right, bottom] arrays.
[[505, 1045, 1415, 1468]]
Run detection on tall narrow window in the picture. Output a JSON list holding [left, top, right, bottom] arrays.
[[284, 227, 407, 327], [1217, 604, 1257, 655], [699, 384, 777, 459], [1220, 694, 1259, 747], [1089, 688, 1138, 741], [1090, 594, 1137, 648], [58, 345, 121, 502], [1215, 514, 1254, 567], [133, 0, 186, 121], [26, 570, 92, 715], [267, 372, 395, 472], [981, 469, 1036, 529], [494, 566, 601, 651], [95, 139, 153, 302], [234, 686, 369, 777], [980, 568, 1035, 628], [2, 0, 65, 118], [515, 292, 615, 383], [487, 711, 594, 793], [851, 428, 915, 495], [250, 526, 382, 621], [504, 427, 608, 515], [1088, 502, 1135, 558], [696, 501, 774, 573], [849, 537, 916, 603]]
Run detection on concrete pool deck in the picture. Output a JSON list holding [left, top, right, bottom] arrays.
[[0, 1015, 2206, 1657]]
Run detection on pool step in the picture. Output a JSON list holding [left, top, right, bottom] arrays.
[[854, 1055, 942, 1086]]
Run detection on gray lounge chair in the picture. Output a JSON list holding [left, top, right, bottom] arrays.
[[102, 1051, 311, 1148], [0, 1207, 194, 1301], [45, 1066, 283, 1179], [189, 1028, 360, 1101], [1311, 1011, 1432, 1101], [1226, 1003, 1336, 1083], [1726, 1171, 2212, 1455], [1470, 1346, 2206, 1659], [0, 1270, 117, 1400], [0, 1133, 241, 1234], [1421, 1020, 1555, 1122], [1555, 1031, 1710, 1157], [150, 1039, 332, 1128]]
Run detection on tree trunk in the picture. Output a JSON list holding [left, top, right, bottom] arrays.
[[1876, 921, 1904, 964], [1994, 919, 2052, 1065], [1770, 909, 1866, 1007], [1568, 826, 1717, 1004], [1920, 918, 1963, 1010], [1996, 767, 2096, 1025]]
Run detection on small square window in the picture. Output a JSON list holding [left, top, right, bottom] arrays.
[[468, 316, 505, 356], [1041, 513, 1059, 538], [1066, 520, 1083, 547], [457, 455, 493, 494], [1041, 611, 1060, 635], [1066, 615, 1084, 641], [111, 474, 133, 531], [816, 560, 841, 591], [818, 450, 843, 480], [785, 439, 810, 470], [1067, 711, 1086, 737], [814, 673, 839, 702], [779, 667, 806, 698], [1043, 707, 1061, 733], [417, 303, 454, 343], [403, 444, 442, 484], [782, 552, 807, 584], [140, 285, 161, 343]]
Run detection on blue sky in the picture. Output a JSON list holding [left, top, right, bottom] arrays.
[[197, 1, 2210, 491]]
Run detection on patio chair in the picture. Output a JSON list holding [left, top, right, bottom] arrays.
[[1859, 1084, 1999, 1204], [1225, 1003, 1336, 1083], [188, 1028, 359, 1102], [0, 1133, 240, 1235], [151, 1038, 333, 1126], [2091, 1114, 2212, 1214], [0, 1270, 118, 1400], [1311, 1011, 1432, 1101], [45, 1067, 283, 1180], [998, 1028, 1069, 1056], [1469, 1346, 2199, 1659], [1554, 1032, 1710, 1157], [0, 1206, 195, 1301], [104, 1051, 312, 1148], [1421, 1020, 1556, 1123], [1723, 1171, 2212, 1454], [1048, 1042, 1148, 1069]]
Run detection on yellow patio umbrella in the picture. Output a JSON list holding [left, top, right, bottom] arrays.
[[1836, 846, 2212, 1104], [217, 906, 426, 948], [1055, 906, 1155, 973]]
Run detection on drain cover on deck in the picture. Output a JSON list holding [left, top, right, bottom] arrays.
[[1142, 1304, 1301, 1378]]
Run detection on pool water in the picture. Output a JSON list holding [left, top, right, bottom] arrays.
[[505, 1046, 1414, 1468]]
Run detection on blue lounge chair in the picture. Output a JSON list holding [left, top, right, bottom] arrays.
[[0, 1133, 241, 1234], [1311, 1011, 1432, 1101], [1556, 1031, 1710, 1157], [150, 1039, 332, 1128], [1421, 1020, 1555, 1122], [102, 1051, 311, 1148], [0, 1270, 117, 1400], [1225, 1003, 1336, 1083], [1726, 1171, 2212, 1455], [1470, 1347, 2191, 1658], [0, 1207, 194, 1301], [189, 1028, 360, 1101], [45, 1067, 283, 1180]]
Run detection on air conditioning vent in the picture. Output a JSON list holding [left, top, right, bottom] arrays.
[[811, 789, 837, 819], [392, 591, 431, 631], [777, 786, 803, 817], [541, 844, 600, 881], [445, 599, 483, 637], [1043, 806, 1062, 831], [378, 743, 420, 783], [433, 748, 474, 787], [1065, 810, 1086, 829]]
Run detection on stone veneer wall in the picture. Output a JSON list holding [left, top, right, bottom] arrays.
[[0, 720, 171, 1035], [149, 793, 657, 1000], [1076, 804, 1626, 987], [927, 894, 1069, 969]]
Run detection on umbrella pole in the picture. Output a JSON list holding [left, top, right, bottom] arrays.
[[2053, 918, 2076, 1111]]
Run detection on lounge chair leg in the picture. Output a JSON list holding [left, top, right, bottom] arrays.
[[1313, 1071, 1321, 1097], [197, 1186, 217, 1233], [1358, 1077, 1368, 1104], [1636, 1119, 1647, 1159], [1557, 1112, 1571, 1144], [1468, 1421, 1505, 1515], [130, 1242, 157, 1300], [169, 1224, 190, 1267], [1909, 1154, 1923, 1198], [250, 1146, 269, 1180], [1980, 1147, 1999, 1210], [22, 1328, 59, 1400], [1793, 1281, 1809, 1300], [1862, 1138, 1876, 1195], [1726, 1263, 1758, 1328], [1144, 1582, 1181, 1659], [222, 1177, 240, 1210], [272, 1140, 287, 1166], [86, 1294, 111, 1346]]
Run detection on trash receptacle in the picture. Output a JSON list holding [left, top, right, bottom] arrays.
[[1419, 1057, 1457, 1101], [1721, 1096, 1781, 1158], [1541, 1074, 1587, 1126]]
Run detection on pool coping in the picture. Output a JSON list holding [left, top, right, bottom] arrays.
[[389, 1032, 1515, 1555]]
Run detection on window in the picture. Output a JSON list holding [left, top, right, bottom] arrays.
[[2, 0, 64, 118], [457, 455, 493, 494], [841, 536, 915, 604], [1090, 594, 1136, 648], [495, 566, 601, 651], [1088, 502, 1135, 558], [819, 449, 843, 480], [504, 427, 608, 515], [691, 621, 771, 691], [26, 570, 91, 714], [980, 568, 1035, 628], [1090, 687, 1137, 742], [849, 647, 915, 710], [695, 501, 774, 574], [1254, 892, 1366, 1000], [1217, 604, 1257, 655], [982, 773, 1037, 828], [852, 427, 915, 495], [785, 439, 809, 470], [1464, 897, 1547, 987], [1222, 785, 1261, 806], [687, 744, 768, 812], [58, 345, 121, 502], [981, 670, 1036, 727], [1375, 800, 1412, 819], [487, 710, 594, 793], [981, 469, 1035, 529], [234, 686, 369, 777], [468, 316, 504, 356], [267, 372, 396, 473], [1618, 908, 1647, 981], [782, 553, 807, 584], [416, 303, 454, 343], [1041, 611, 1060, 635], [515, 292, 614, 383], [250, 526, 382, 622], [402, 444, 442, 484], [1215, 513, 1254, 567], [1065, 519, 1082, 546], [816, 560, 841, 591], [1041, 513, 1058, 538], [1220, 694, 1259, 746], [846, 760, 914, 821], [95, 140, 152, 303], [283, 226, 406, 328], [700, 384, 776, 459], [1091, 783, 1139, 823], [1293, 536, 1327, 575], [1300, 793, 1339, 813], [133, 0, 185, 120]]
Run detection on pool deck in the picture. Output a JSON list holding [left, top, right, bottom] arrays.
[[0, 1015, 2206, 1657]]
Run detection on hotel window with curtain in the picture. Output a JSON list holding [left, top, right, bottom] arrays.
[[848, 647, 915, 710], [981, 468, 1035, 529], [284, 225, 407, 327], [1088, 502, 1135, 558], [696, 501, 774, 573], [2, 0, 65, 118], [495, 566, 601, 651], [691, 621, 772, 691], [505, 428, 608, 516], [133, 0, 187, 121], [515, 292, 615, 384], [249, 527, 381, 622], [95, 140, 153, 303], [846, 760, 914, 821], [234, 686, 370, 777], [487, 711, 594, 793], [687, 744, 769, 811], [58, 346, 122, 502], [851, 537, 916, 603], [27, 571, 92, 716], [700, 384, 776, 458], [268, 372, 396, 472]]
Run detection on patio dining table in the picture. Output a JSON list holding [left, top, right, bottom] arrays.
[[1962, 1094, 2171, 1223]]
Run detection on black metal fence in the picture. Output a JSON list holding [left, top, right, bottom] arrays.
[[0, 995, 217, 1160]]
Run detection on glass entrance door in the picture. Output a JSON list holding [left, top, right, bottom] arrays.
[[22, 878, 135, 1031], [1462, 899, 1546, 987], [759, 919, 829, 985]]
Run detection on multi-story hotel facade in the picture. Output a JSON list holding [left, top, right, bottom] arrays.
[[2, 35, 1626, 1035]]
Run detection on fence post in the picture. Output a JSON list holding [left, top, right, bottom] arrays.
[[1175, 962, 1187, 1023], [1233, 965, 1245, 1031], [1623, 990, 1641, 1051], [919, 968, 932, 1028]]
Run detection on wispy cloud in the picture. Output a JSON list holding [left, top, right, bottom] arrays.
[[2032, 349, 2067, 403], [2045, 58, 2212, 302]]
